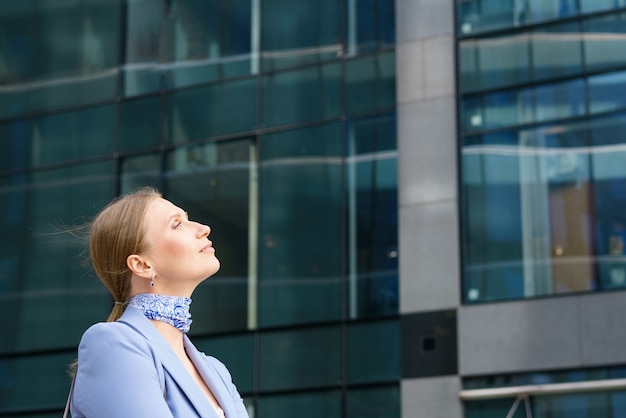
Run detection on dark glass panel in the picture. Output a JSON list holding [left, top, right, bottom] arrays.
[[589, 71, 626, 115], [0, 352, 76, 413], [193, 334, 254, 394], [259, 124, 342, 327], [583, 12, 626, 73], [261, 0, 341, 71], [346, 0, 395, 54], [120, 153, 161, 193], [580, 0, 626, 13], [476, 32, 530, 91], [166, 78, 256, 144], [528, 0, 578, 23], [119, 96, 161, 151], [531, 21, 582, 81], [0, 1, 120, 117], [483, 88, 534, 129], [456, 0, 527, 35], [346, 52, 396, 115], [262, 63, 341, 128], [257, 391, 342, 418], [588, 113, 626, 290], [466, 398, 527, 418], [1, 106, 115, 169], [165, 0, 253, 89], [259, 326, 341, 391], [346, 386, 400, 418], [347, 320, 400, 384], [346, 115, 398, 318], [165, 139, 252, 333], [0, 162, 114, 353], [534, 78, 586, 122]]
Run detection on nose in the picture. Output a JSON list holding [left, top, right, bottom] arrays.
[[196, 222, 210, 238]]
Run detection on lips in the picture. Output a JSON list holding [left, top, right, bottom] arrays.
[[200, 241, 213, 253]]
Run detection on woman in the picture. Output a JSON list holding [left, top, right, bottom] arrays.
[[70, 187, 249, 418]]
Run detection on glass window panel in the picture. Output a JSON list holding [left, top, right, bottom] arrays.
[[583, 12, 626, 73], [165, 139, 253, 333], [193, 334, 254, 394], [262, 63, 341, 128], [459, 40, 480, 93], [346, 0, 395, 54], [483, 88, 534, 129], [0, 352, 75, 413], [346, 386, 400, 418], [589, 71, 626, 114], [167, 78, 256, 144], [258, 391, 342, 418], [119, 96, 161, 151], [261, 0, 340, 71], [259, 326, 341, 391], [477, 33, 531, 91], [457, 0, 527, 35], [461, 96, 485, 132], [259, 124, 342, 327], [2, 106, 115, 169], [346, 51, 396, 115], [534, 79, 586, 122], [580, 0, 626, 13], [531, 22, 582, 81], [0, 162, 114, 353], [346, 115, 398, 319], [528, 0, 578, 23], [347, 320, 400, 384], [0, 1, 120, 116], [589, 113, 626, 290], [466, 398, 527, 418], [165, 0, 253, 89], [462, 119, 599, 302], [120, 153, 161, 193]]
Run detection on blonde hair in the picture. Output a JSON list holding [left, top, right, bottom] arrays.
[[89, 186, 161, 322]]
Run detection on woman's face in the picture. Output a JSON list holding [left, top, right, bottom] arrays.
[[140, 197, 220, 293]]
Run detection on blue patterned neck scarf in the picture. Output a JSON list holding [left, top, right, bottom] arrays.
[[128, 293, 192, 333]]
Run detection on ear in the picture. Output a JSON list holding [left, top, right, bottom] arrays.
[[126, 254, 153, 279]]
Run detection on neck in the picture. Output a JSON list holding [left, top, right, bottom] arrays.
[[150, 319, 185, 353]]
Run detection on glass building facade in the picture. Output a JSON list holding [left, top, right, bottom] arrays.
[[457, 1, 626, 417], [458, 0, 626, 303], [0, 1, 398, 416]]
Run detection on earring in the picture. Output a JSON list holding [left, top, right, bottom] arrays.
[[150, 273, 155, 287]]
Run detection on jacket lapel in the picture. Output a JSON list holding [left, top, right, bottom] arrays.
[[184, 336, 237, 416], [118, 307, 217, 418]]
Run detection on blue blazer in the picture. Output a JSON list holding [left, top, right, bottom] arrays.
[[70, 306, 249, 418]]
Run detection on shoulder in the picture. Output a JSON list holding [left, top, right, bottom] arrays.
[[78, 320, 152, 360]]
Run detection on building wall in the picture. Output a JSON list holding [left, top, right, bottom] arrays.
[[396, 0, 463, 417]]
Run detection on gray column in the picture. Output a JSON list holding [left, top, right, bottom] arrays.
[[396, 0, 462, 417]]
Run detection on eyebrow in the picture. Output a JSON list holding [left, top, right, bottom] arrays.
[[168, 211, 189, 222]]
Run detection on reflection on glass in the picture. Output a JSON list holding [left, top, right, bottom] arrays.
[[0, 1, 121, 117], [346, 115, 398, 319], [583, 12, 626, 73], [262, 63, 341, 128], [589, 71, 626, 114], [259, 123, 342, 327], [531, 22, 582, 81], [124, 0, 253, 95], [0, 162, 114, 353], [261, 0, 340, 70], [166, 78, 256, 144], [346, 0, 395, 55], [121, 153, 161, 193], [346, 52, 396, 115], [165, 139, 253, 333]]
